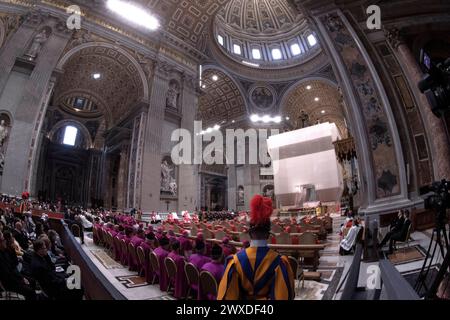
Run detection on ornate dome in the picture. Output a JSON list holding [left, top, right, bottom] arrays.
[[218, 0, 301, 35], [214, 0, 320, 69]]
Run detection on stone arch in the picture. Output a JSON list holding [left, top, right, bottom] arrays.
[[56, 42, 149, 102]]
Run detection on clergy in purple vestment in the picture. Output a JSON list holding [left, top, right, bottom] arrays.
[[140, 232, 157, 284], [189, 240, 211, 270], [200, 244, 225, 300], [167, 240, 188, 299], [130, 229, 145, 247], [178, 230, 193, 258], [153, 236, 170, 291], [116, 225, 126, 240]]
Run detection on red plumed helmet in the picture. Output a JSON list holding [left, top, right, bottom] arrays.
[[250, 194, 273, 227], [22, 191, 29, 200]]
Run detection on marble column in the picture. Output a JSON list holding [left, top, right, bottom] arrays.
[[177, 74, 199, 212], [243, 164, 260, 210], [117, 145, 129, 210], [386, 28, 450, 180], [127, 111, 146, 209], [1, 15, 71, 195], [227, 165, 237, 210], [313, 10, 412, 214], [139, 62, 170, 211], [205, 184, 211, 211], [87, 149, 103, 207]]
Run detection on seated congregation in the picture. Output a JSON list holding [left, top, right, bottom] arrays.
[[0, 208, 83, 300]]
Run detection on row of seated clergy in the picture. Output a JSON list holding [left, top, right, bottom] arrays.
[[99, 225, 227, 300], [150, 237, 225, 299]]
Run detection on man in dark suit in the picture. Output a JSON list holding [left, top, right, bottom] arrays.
[[30, 239, 83, 300], [0, 231, 36, 300], [378, 210, 405, 249], [12, 221, 30, 250], [388, 210, 411, 254]]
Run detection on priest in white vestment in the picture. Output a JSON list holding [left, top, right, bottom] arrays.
[[339, 219, 361, 255]]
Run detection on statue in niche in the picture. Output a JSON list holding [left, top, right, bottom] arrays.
[[237, 186, 244, 205], [0, 115, 11, 176], [166, 81, 179, 110], [297, 110, 310, 129], [24, 28, 50, 61], [161, 157, 177, 196], [0, 120, 9, 147]]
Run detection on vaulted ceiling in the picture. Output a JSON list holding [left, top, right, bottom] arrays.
[[198, 69, 246, 125], [282, 80, 348, 137], [53, 46, 144, 127]]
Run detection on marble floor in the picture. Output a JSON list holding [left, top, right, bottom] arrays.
[[80, 235, 173, 300]]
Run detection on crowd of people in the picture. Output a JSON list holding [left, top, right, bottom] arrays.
[[0, 207, 83, 300]]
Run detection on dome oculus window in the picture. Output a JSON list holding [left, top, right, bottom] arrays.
[[233, 44, 242, 55], [63, 126, 78, 146], [290, 43, 301, 56], [218, 34, 224, 46], [271, 48, 282, 60], [252, 48, 262, 60], [307, 34, 317, 47]]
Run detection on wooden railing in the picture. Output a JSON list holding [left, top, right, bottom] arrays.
[[340, 244, 363, 300]]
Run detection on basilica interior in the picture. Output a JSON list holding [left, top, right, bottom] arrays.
[[0, 0, 449, 302]]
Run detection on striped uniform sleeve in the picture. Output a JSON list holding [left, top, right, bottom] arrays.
[[271, 255, 295, 300], [217, 256, 240, 300]]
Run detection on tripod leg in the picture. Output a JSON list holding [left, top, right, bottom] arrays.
[[415, 230, 435, 291], [427, 249, 450, 299]]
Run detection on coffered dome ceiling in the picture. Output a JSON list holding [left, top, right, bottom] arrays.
[[282, 80, 348, 137], [213, 0, 320, 69], [217, 0, 303, 36], [53, 46, 144, 127]]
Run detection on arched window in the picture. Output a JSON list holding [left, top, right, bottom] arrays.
[[271, 48, 282, 60], [63, 126, 78, 146], [307, 34, 317, 47]]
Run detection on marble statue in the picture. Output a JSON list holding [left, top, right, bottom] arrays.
[[161, 159, 177, 195], [297, 110, 310, 129], [166, 82, 179, 109], [0, 120, 9, 147], [237, 186, 244, 204], [24, 29, 49, 60]]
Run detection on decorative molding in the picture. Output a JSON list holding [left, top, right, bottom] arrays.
[[383, 27, 405, 50]]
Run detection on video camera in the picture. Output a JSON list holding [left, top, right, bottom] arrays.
[[423, 179, 450, 227], [418, 50, 450, 118]]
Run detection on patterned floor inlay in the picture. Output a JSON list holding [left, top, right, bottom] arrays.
[[116, 275, 150, 289], [90, 249, 124, 269], [387, 245, 426, 265]]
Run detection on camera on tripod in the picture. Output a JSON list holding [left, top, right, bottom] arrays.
[[418, 50, 450, 118], [424, 179, 450, 210]]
